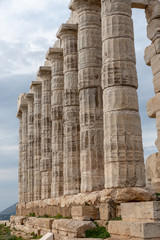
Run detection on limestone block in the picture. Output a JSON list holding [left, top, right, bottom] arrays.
[[145, 1, 160, 23], [101, 0, 132, 18], [41, 171, 52, 199], [121, 201, 160, 221], [147, 18, 160, 41], [52, 219, 96, 238], [40, 233, 53, 240], [151, 54, 160, 76], [147, 93, 160, 118], [99, 201, 116, 221], [144, 43, 156, 66], [146, 152, 160, 193], [103, 86, 139, 112], [102, 15, 133, 41], [103, 38, 136, 64], [54, 234, 101, 240], [33, 218, 54, 229], [71, 206, 99, 221], [108, 220, 160, 239], [102, 61, 138, 89]]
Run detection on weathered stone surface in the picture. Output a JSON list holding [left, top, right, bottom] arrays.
[[30, 81, 42, 201], [144, 43, 156, 66], [147, 94, 160, 118], [99, 201, 117, 221], [70, 0, 104, 193], [46, 48, 64, 198], [57, 24, 80, 196], [145, 0, 160, 23], [109, 220, 160, 239], [40, 233, 53, 240], [102, 0, 145, 190], [121, 201, 160, 221], [146, 152, 160, 193], [147, 18, 160, 41], [37, 66, 52, 200], [25, 93, 34, 202], [71, 206, 99, 221], [52, 219, 96, 238]]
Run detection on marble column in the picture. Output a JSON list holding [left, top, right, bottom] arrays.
[[145, 1, 160, 192], [57, 24, 80, 195], [19, 95, 28, 202], [37, 67, 52, 199], [101, 0, 145, 188], [46, 48, 64, 197], [25, 92, 34, 202], [69, 0, 104, 192], [17, 110, 23, 203], [30, 81, 42, 200]]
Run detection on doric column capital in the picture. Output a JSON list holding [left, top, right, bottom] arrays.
[[25, 92, 34, 102], [46, 48, 63, 63], [37, 66, 51, 80], [69, 0, 101, 12], [57, 24, 78, 39], [16, 111, 22, 120], [30, 81, 42, 92], [17, 93, 28, 115]]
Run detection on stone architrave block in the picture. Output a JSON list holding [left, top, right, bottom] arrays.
[[71, 205, 99, 220], [39, 233, 53, 240], [121, 201, 160, 221], [132, 0, 149, 9], [52, 219, 96, 238], [144, 43, 156, 66]]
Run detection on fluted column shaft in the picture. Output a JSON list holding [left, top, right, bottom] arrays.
[[101, 0, 145, 188], [69, 0, 104, 192], [37, 67, 52, 199], [25, 93, 34, 202], [21, 105, 28, 202], [57, 24, 80, 195], [30, 81, 42, 200], [17, 113, 23, 203], [46, 48, 64, 197]]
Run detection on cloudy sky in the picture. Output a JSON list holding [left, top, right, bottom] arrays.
[[0, 0, 157, 212]]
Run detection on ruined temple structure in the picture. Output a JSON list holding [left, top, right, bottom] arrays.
[[13, 0, 160, 239]]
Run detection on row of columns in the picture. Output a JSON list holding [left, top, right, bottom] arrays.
[[17, 0, 146, 203]]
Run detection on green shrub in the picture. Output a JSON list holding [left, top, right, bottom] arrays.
[[85, 222, 110, 239], [29, 212, 36, 217], [110, 216, 122, 221]]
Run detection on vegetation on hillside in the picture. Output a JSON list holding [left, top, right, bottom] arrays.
[[0, 224, 23, 240]]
